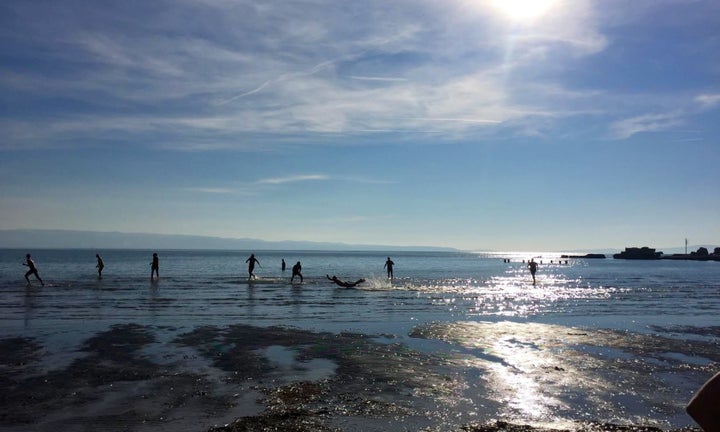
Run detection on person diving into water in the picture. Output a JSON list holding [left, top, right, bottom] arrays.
[[326, 274, 365, 288]]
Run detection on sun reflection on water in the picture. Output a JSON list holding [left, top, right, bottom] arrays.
[[409, 320, 711, 428], [408, 263, 620, 319]]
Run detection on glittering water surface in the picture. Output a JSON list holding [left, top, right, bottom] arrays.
[[1, 249, 719, 428]]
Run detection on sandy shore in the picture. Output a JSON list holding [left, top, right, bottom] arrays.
[[0, 323, 707, 432]]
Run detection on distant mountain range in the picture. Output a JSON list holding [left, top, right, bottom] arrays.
[[0, 229, 458, 252]]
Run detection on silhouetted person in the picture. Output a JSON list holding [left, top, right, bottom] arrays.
[[326, 274, 365, 288], [246, 254, 261, 280], [281, 259, 286, 272], [96, 254, 104, 279], [384, 257, 394, 279], [291, 261, 303, 283], [23, 254, 44, 286], [528, 259, 538, 285], [151, 253, 159, 281], [687, 371, 720, 432]]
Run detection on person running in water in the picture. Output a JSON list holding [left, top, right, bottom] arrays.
[[246, 254, 261, 280], [291, 261, 303, 283], [384, 257, 394, 279], [528, 259, 538, 285], [23, 254, 45, 286], [96, 254, 105, 279], [150, 253, 159, 281], [326, 274, 365, 288]]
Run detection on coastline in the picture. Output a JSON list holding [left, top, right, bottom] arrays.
[[1, 322, 711, 432]]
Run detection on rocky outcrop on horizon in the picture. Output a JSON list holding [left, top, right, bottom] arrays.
[[664, 246, 720, 261]]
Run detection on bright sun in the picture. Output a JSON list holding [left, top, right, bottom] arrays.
[[491, 0, 558, 21]]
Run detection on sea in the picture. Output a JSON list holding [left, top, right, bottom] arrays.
[[1, 248, 719, 429]]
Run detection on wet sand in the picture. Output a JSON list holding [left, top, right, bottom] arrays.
[[0, 322, 708, 432]]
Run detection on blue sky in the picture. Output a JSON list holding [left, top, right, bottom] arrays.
[[1, 0, 719, 251]]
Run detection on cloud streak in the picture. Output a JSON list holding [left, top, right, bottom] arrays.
[[695, 94, 720, 109], [257, 175, 330, 185], [2, 0, 713, 152], [610, 113, 684, 139], [0, 0, 616, 150]]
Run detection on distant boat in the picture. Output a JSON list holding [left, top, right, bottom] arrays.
[[613, 247, 663, 260]]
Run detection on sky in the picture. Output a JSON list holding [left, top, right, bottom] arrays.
[[1, 0, 719, 252]]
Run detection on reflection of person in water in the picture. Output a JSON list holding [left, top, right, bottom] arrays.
[[326, 274, 365, 288]]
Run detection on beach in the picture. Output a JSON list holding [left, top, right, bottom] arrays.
[[1, 249, 718, 431]]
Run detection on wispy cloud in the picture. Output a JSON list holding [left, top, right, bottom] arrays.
[[348, 76, 408, 82], [610, 113, 683, 139], [257, 175, 330, 185], [0, 0, 612, 150], [184, 187, 236, 194], [695, 93, 720, 109]]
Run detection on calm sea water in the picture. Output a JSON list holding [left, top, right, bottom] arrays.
[[1, 249, 719, 428], [2, 249, 718, 335]]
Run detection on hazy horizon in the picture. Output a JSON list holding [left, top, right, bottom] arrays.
[[1, 229, 715, 255], [1, 1, 718, 251]]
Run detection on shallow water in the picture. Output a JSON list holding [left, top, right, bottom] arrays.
[[1, 249, 719, 429]]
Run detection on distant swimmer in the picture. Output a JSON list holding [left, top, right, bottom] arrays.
[[384, 257, 394, 279], [96, 254, 105, 279], [150, 253, 159, 281], [326, 274, 365, 288], [528, 258, 538, 285], [281, 259, 286, 272], [246, 254, 261, 280], [23, 254, 44, 286], [291, 261, 303, 283]]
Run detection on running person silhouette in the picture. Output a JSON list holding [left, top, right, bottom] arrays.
[[384, 257, 394, 279], [291, 261, 303, 283], [24, 254, 45, 286], [150, 253, 159, 281], [96, 254, 105, 279], [246, 254, 261, 280]]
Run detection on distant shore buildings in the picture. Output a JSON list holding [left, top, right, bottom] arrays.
[[561, 246, 720, 261], [613, 246, 720, 261], [613, 247, 663, 260]]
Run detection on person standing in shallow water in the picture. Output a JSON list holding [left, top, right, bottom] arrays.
[[291, 261, 303, 283], [528, 259, 538, 285], [281, 259, 286, 272], [23, 253, 44, 286], [384, 257, 394, 279], [246, 254, 261, 280], [96, 254, 104, 279], [150, 253, 159, 281]]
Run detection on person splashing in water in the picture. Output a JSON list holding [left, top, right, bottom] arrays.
[[246, 254, 261, 280], [326, 274, 365, 288], [291, 261, 303, 283]]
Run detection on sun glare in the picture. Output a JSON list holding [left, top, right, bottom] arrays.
[[491, 0, 558, 21]]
